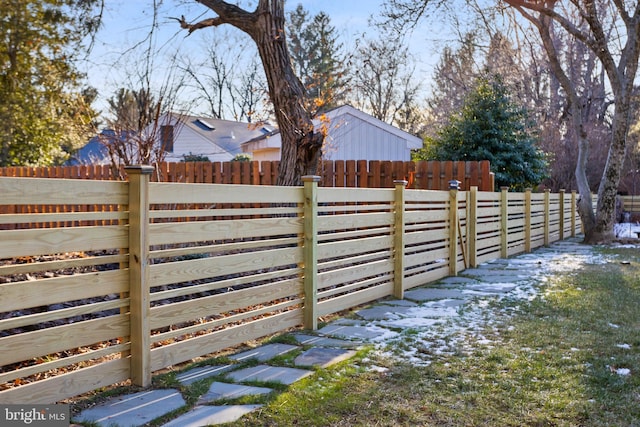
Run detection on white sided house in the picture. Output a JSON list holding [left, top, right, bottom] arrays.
[[158, 113, 276, 162], [241, 105, 423, 162]]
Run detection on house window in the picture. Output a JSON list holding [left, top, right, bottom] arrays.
[[161, 125, 174, 153]]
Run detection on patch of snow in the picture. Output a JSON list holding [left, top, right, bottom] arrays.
[[367, 365, 389, 373], [615, 222, 640, 238], [615, 368, 631, 376], [366, 238, 640, 367]]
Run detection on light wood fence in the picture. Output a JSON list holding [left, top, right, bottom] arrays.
[[621, 195, 640, 218], [0, 170, 579, 404]]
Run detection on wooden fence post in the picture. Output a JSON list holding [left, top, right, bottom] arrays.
[[544, 189, 550, 246], [393, 180, 407, 299], [125, 165, 153, 388], [525, 188, 532, 253], [571, 190, 577, 237], [467, 186, 478, 268], [449, 180, 460, 276], [559, 189, 566, 240], [501, 186, 509, 258], [302, 176, 320, 330]]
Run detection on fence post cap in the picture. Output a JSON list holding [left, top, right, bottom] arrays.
[[125, 165, 155, 175], [394, 180, 408, 186], [302, 175, 321, 183]]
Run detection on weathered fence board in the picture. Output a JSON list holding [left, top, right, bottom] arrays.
[[0, 160, 494, 190]]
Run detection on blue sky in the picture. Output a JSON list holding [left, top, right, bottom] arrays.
[[83, 0, 439, 116]]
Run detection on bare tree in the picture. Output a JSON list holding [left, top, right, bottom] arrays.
[[101, 88, 186, 180], [176, 0, 323, 186], [503, 0, 640, 243], [98, 2, 191, 180], [179, 30, 269, 122], [350, 35, 422, 128]]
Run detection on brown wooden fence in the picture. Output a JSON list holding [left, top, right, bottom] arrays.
[[0, 159, 494, 191], [0, 170, 578, 404]]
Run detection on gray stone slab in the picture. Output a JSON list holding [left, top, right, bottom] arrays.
[[484, 258, 510, 266], [294, 347, 356, 368], [198, 382, 273, 404], [404, 288, 467, 302], [379, 299, 419, 307], [292, 334, 363, 348], [438, 276, 480, 286], [464, 283, 518, 294], [229, 343, 299, 362], [318, 324, 399, 341], [161, 405, 262, 427], [465, 273, 526, 283], [75, 389, 185, 427], [355, 305, 416, 320], [226, 365, 313, 385], [463, 268, 515, 276], [330, 318, 368, 326], [176, 364, 235, 386]]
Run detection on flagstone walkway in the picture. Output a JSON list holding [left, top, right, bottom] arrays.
[[72, 238, 593, 427]]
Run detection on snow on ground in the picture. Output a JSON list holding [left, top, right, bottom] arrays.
[[360, 234, 640, 369], [615, 222, 640, 238]]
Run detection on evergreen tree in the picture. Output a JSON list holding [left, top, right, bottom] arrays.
[[0, 0, 101, 166], [420, 75, 548, 191], [287, 4, 348, 114]]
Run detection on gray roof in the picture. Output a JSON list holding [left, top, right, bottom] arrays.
[[68, 116, 278, 165], [180, 115, 276, 157], [67, 129, 126, 165]]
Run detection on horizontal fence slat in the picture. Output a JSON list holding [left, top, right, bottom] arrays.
[[0, 270, 129, 313], [317, 212, 394, 232], [0, 177, 128, 205], [150, 310, 302, 371], [0, 343, 130, 386], [317, 235, 393, 259], [0, 315, 129, 366], [149, 217, 303, 246], [151, 298, 302, 344], [150, 280, 300, 330], [318, 283, 393, 317], [0, 253, 126, 276], [0, 226, 128, 258], [149, 182, 302, 204], [149, 247, 303, 287], [0, 358, 130, 405]]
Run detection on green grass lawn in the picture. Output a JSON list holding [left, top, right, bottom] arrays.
[[227, 246, 640, 426]]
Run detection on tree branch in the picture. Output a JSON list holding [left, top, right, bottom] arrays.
[[171, 15, 223, 34], [611, 0, 631, 24], [503, 0, 592, 46], [172, 1, 257, 35]]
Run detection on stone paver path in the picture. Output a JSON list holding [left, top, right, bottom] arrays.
[[73, 238, 591, 426]]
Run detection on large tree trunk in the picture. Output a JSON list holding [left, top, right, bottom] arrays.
[[588, 98, 633, 243], [247, 2, 324, 186], [575, 131, 596, 240], [183, 0, 324, 186]]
